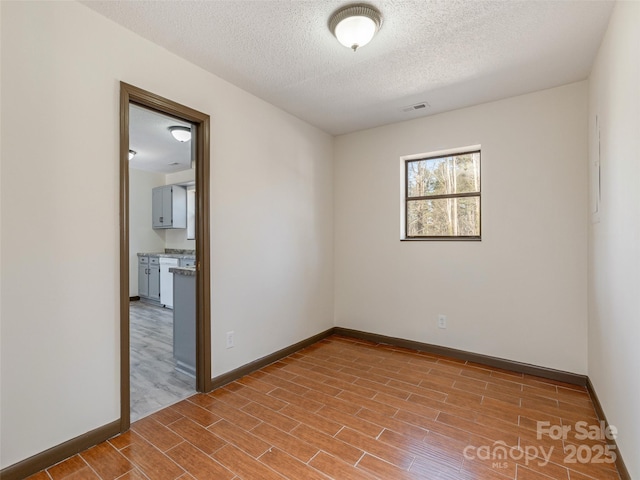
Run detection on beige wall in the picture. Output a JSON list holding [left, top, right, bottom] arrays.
[[588, 1, 640, 477], [334, 82, 588, 374], [0, 1, 333, 468], [164, 228, 195, 252]]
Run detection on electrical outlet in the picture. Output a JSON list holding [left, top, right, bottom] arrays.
[[438, 314, 447, 329], [226, 331, 235, 349]]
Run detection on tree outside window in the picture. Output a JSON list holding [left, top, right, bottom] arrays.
[[404, 150, 481, 240]]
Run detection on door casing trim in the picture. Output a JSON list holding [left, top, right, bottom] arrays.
[[119, 82, 212, 432]]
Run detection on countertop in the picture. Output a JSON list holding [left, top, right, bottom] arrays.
[[138, 250, 195, 260], [169, 267, 196, 276]]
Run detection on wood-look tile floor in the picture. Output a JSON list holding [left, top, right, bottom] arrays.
[[28, 335, 621, 480]]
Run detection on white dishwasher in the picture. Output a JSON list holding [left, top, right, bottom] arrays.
[[159, 257, 179, 308]]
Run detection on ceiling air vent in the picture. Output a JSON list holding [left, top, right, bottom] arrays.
[[401, 102, 430, 113]]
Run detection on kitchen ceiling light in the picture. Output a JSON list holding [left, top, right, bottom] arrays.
[[128, 150, 137, 160], [169, 126, 192, 142], [329, 4, 382, 52]]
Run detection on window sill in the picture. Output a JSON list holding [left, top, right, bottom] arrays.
[[401, 236, 481, 242]]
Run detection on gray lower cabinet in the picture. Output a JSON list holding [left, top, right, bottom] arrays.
[[180, 257, 196, 268], [138, 255, 160, 302], [152, 185, 187, 229], [173, 272, 195, 377], [138, 257, 149, 297]]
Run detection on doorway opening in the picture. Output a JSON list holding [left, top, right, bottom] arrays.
[[119, 83, 211, 432]]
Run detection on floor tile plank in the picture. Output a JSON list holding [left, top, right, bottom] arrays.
[[47, 456, 89, 480], [259, 448, 328, 480], [212, 445, 286, 480], [291, 424, 364, 465], [80, 442, 133, 479], [165, 441, 234, 480], [335, 427, 414, 469], [355, 453, 414, 480], [120, 437, 184, 480], [280, 404, 342, 436], [309, 451, 376, 480], [207, 418, 271, 458], [166, 417, 227, 455], [250, 422, 319, 463], [242, 401, 300, 433], [131, 416, 183, 452]]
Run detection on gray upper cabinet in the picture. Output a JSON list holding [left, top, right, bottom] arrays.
[[152, 185, 187, 229]]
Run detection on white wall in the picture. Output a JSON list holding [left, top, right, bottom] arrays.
[[165, 169, 195, 185], [334, 82, 588, 374], [587, 2, 640, 477], [164, 229, 194, 252], [129, 168, 167, 296], [0, 1, 333, 468]]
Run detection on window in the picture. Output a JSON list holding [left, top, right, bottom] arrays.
[[186, 186, 196, 240], [403, 150, 481, 240]]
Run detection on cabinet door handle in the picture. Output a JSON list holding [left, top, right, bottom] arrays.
[[159, 216, 163, 223]]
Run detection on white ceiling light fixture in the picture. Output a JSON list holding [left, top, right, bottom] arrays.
[[169, 126, 192, 142], [329, 4, 382, 52], [128, 150, 137, 160]]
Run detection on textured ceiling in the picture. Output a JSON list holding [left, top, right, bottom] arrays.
[[85, 0, 614, 135]]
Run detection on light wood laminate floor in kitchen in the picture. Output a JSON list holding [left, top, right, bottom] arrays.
[[28, 335, 621, 480], [130, 300, 195, 422]]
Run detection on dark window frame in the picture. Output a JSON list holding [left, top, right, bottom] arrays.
[[403, 150, 481, 241]]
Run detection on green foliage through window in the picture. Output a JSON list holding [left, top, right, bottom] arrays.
[[405, 151, 481, 239]]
